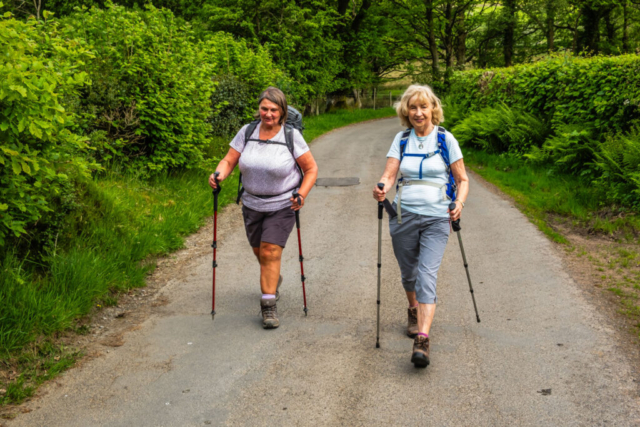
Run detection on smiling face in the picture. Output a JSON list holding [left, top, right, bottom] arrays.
[[407, 94, 433, 135], [259, 99, 283, 128]]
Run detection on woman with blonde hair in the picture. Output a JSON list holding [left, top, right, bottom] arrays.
[[373, 84, 469, 368]]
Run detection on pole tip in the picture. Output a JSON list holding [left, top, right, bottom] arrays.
[[303, 307, 308, 316], [375, 342, 380, 348], [211, 310, 216, 320], [476, 316, 481, 323]]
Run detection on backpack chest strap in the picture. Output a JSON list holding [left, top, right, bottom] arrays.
[[402, 150, 441, 179]]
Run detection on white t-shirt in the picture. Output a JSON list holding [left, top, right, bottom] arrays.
[[386, 127, 463, 218], [230, 123, 309, 212]]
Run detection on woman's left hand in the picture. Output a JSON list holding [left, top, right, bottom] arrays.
[[448, 200, 463, 222], [290, 194, 305, 211]]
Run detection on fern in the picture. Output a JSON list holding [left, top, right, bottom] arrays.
[[451, 104, 549, 156], [593, 127, 640, 207]]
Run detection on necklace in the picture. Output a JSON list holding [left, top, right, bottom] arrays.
[[416, 135, 428, 150]]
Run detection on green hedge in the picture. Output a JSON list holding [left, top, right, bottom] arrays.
[[0, 9, 94, 246], [449, 54, 640, 132], [63, 4, 217, 172]]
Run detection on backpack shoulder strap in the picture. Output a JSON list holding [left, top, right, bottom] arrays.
[[237, 120, 260, 205], [436, 125, 457, 202], [399, 129, 411, 162], [284, 124, 295, 156], [244, 120, 261, 144], [284, 124, 304, 185], [436, 126, 450, 167]]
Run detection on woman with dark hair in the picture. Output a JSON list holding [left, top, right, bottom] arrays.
[[209, 87, 318, 329]]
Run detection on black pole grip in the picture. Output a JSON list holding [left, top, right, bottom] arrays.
[[377, 183, 385, 219], [449, 202, 461, 231], [292, 192, 301, 228], [292, 191, 302, 205], [213, 172, 221, 210]]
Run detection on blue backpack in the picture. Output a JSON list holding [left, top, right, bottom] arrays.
[[395, 126, 457, 223]]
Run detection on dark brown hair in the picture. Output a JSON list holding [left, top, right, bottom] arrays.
[[257, 86, 288, 125]]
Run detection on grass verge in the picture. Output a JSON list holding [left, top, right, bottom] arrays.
[[0, 107, 396, 407], [463, 148, 640, 339]]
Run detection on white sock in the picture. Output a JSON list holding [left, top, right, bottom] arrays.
[[262, 294, 276, 300]]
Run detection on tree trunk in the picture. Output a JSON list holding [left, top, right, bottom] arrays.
[[577, 5, 602, 54], [503, 0, 516, 67], [623, 1, 629, 53], [426, 0, 440, 81], [546, 0, 555, 52], [455, 11, 467, 69], [604, 9, 616, 51], [443, 2, 455, 87]]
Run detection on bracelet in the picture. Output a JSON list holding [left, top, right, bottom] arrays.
[[459, 200, 465, 208]]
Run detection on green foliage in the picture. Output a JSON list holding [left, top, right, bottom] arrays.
[[451, 104, 550, 156], [526, 124, 600, 182], [63, 4, 217, 172], [440, 95, 469, 129], [593, 127, 640, 207], [168, 0, 344, 105], [200, 31, 286, 99], [209, 75, 253, 138], [449, 54, 640, 133], [0, 12, 94, 245]]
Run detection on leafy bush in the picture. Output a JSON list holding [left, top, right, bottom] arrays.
[[201, 32, 287, 100], [209, 75, 252, 138], [0, 10, 93, 245], [440, 95, 468, 129], [525, 124, 598, 174], [202, 32, 289, 137], [449, 54, 640, 133], [593, 128, 640, 207], [451, 104, 550, 156], [63, 4, 217, 172]]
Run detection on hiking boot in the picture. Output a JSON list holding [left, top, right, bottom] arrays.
[[411, 335, 430, 368], [275, 275, 283, 301], [407, 306, 418, 338], [260, 298, 280, 329]]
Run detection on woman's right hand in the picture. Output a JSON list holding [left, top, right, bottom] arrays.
[[209, 172, 224, 190], [373, 183, 387, 202]]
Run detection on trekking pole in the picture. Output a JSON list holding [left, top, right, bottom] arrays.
[[292, 192, 308, 316], [376, 183, 384, 348], [211, 172, 221, 321], [449, 202, 480, 323]]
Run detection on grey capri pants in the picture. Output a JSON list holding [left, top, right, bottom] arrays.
[[389, 206, 450, 304]]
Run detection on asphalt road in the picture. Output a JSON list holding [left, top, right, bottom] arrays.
[[10, 118, 640, 426]]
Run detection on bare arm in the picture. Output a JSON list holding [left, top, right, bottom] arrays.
[[448, 158, 469, 221], [208, 148, 241, 189], [373, 157, 400, 201], [290, 151, 319, 210]]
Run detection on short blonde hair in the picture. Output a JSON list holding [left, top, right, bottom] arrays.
[[395, 84, 444, 128]]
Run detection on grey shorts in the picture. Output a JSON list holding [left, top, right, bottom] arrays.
[[389, 205, 450, 304], [242, 205, 296, 248]]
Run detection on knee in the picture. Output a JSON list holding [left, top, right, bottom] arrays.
[[259, 244, 281, 263]]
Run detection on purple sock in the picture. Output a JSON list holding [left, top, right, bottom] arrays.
[[418, 332, 429, 338], [262, 294, 276, 300]]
